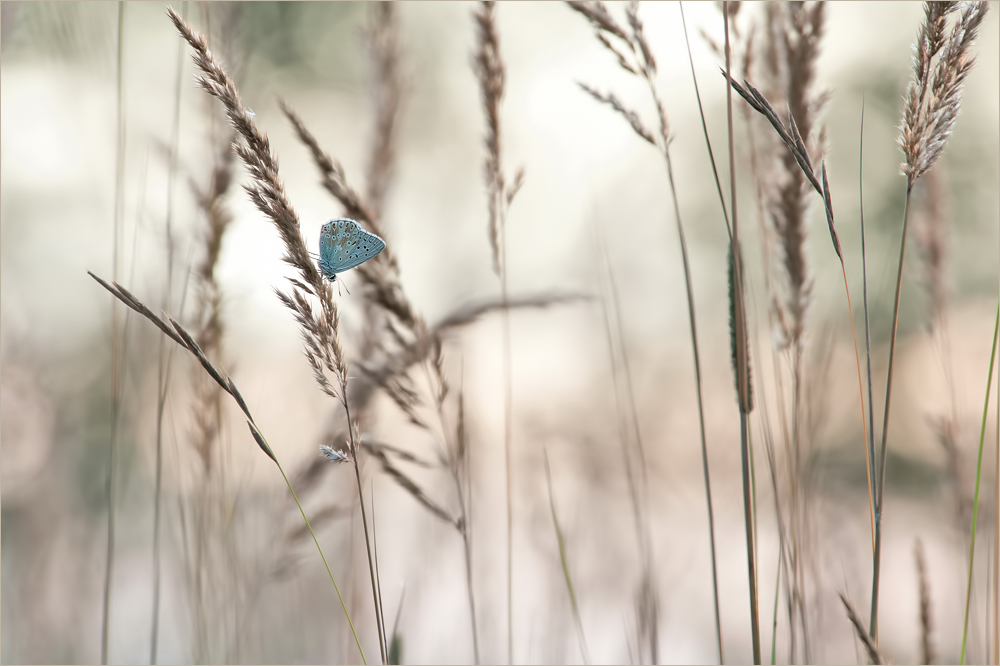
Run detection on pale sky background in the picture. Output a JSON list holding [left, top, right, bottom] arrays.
[[2, 3, 998, 664]]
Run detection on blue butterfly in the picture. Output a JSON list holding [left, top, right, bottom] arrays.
[[317, 218, 386, 282]]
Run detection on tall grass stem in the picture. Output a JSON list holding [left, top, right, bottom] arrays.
[[960, 305, 999, 663], [870, 188, 914, 639], [724, 3, 760, 662], [101, 4, 126, 662]]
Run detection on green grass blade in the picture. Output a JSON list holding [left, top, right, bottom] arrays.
[[960, 304, 999, 664]]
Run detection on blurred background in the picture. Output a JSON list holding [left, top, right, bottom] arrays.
[[1, 2, 998, 664]]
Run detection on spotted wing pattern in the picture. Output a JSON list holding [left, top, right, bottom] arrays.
[[318, 218, 386, 281]]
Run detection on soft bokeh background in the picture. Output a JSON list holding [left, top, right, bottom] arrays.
[[2, 2, 998, 664]]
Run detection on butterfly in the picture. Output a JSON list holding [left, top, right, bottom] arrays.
[[317, 218, 386, 282]]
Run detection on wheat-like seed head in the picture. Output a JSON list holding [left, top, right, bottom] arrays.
[[473, 0, 507, 276], [364, 3, 402, 221], [167, 6, 348, 399], [751, 2, 827, 350], [900, 1, 989, 183]]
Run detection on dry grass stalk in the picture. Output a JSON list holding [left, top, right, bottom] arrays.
[[900, 2, 989, 184], [839, 592, 886, 665], [166, 8, 388, 660], [472, 5, 522, 662], [279, 16, 512, 660], [759, 9, 829, 652], [874, 2, 989, 640], [571, 2, 730, 660], [914, 539, 935, 664], [473, 0, 510, 277], [101, 6, 126, 662], [90, 270, 369, 660], [728, 6, 831, 658], [89, 273, 275, 460], [571, 2, 738, 660]]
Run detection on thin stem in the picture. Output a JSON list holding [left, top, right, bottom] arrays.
[[593, 218, 655, 662], [101, 5, 126, 663], [150, 323, 166, 666], [724, 3, 760, 662], [544, 451, 591, 665], [346, 401, 388, 665], [740, 412, 762, 664], [994, 344, 999, 666], [678, 1, 731, 240], [770, 553, 781, 665], [602, 225, 658, 664], [840, 258, 874, 551], [501, 235, 514, 666], [860, 99, 877, 555], [960, 305, 999, 664], [661, 131, 724, 666], [151, 11, 186, 662], [371, 484, 387, 661], [461, 520, 481, 664], [870, 185, 914, 640], [276, 455, 367, 664]]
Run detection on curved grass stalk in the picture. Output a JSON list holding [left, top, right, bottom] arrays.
[[88, 274, 367, 664], [960, 305, 999, 663]]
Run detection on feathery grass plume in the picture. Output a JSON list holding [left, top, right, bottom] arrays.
[[167, 10, 323, 289], [164, 7, 392, 660], [320, 445, 350, 464], [756, 1, 827, 350], [473, 0, 507, 276], [279, 100, 423, 353], [470, 0, 518, 262], [285, 71, 494, 663], [363, 3, 401, 221], [577, 83, 656, 145], [165, 10, 351, 414], [839, 593, 886, 665], [914, 539, 935, 665], [900, 2, 988, 184]]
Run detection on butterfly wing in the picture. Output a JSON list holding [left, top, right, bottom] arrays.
[[318, 218, 386, 280]]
